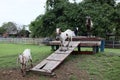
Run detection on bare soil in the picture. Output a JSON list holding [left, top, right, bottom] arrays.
[[0, 55, 90, 80]]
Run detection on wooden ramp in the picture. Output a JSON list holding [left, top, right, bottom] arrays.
[[30, 41, 80, 75]]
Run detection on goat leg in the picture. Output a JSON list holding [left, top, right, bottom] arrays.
[[30, 59, 33, 68], [60, 41, 65, 51], [22, 64, 26, 77], [69, 36, 72, 47]]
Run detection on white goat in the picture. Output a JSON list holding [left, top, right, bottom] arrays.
[[56, 28, 76, 51], [18, 49, 33, 77]]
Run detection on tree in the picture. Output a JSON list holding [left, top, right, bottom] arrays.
[[30, 0, 70, 37], [30, 15, 44, 37], [1, 22, 17, 34], [111, 3, 120, 40], [18, 27, 30, 37], [30, 0, 119, 39], [75, 1, 115, 37], [46, 0, 68, 10], [0, 27, 6, 35], [115, 3, 120, 40], [84, 0, 115, 6]]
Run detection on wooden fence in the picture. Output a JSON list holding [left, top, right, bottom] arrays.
[[105, 40, 120, 48], [0, 38, 44, 45], [0, 38, 120, 48]]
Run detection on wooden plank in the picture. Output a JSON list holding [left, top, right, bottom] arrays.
[[31, 68, 52, 74], [46, 59, 61, 61], [49, 41, 61, 45], [49, 40, 101, 46], [79, 43, 98, 46], [72, 36, 103, 41], [70, 41, 80, 46], [31, 60, 61, 73], [79, 41, 101, 45], [31, 68, 48, 72], [55, 49, 73, 54], [49, 41, 80, 46], [46, 53, 70, 61], [31, 41, 80, 74], [42, 60, 61, 72], [52, 41, 79, 53], [33, 59, 48, 69]]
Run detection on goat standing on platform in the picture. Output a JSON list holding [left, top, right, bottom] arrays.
[[56, 28, 76, 51], [85, 16, 93, 37], [18, 49, 33, 77]]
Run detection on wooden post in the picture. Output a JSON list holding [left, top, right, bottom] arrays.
[[78, 45, 81, 52], [100, 40, 105, 52], [93, 46, 96, 54], [96, 46, 99, 53], [56, 45, 59, 50], [51, 45, 55, 51]]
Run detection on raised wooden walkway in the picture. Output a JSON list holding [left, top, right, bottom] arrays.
[[30, 41, 80, 75], [50, 36, 104, 53]]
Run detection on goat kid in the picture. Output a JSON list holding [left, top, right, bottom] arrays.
[[18, 49, 33, 77], [56, 28, 75, 51]]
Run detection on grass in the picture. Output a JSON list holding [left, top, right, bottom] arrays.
[[0, 43, 52, 68], [77, 48, 120, 80], [69, 75, 78, 80], [0, 43, 120, 80]]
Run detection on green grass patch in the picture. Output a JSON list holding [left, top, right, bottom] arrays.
[[69, 75, 78, 80], [0, 43, 120, 80], [0, 43, 52, 68], [77, 48, 120, 80]]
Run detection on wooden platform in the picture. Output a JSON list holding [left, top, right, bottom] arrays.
[[50, 41, 101, 47], [49, 36, 103, 54], [72, 36, 103, 41], [30, 36, 105, 75], [30, 41, 80, 75]]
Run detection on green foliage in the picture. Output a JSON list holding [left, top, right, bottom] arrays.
[[18, 29, 30, 37], [111, 3, 120, 40], [84, 0, 115, 6], [0, 27, 6, 35], [30, 0, 120, 38], [1, 22, 17, 33], [30, 15, 44, 37]]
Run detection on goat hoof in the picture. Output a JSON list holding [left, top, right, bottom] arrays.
[[21, 69, 23, 73], [21, 72, 26, 77], [22, 75, 25, 77], [31, 64, 33, 68]]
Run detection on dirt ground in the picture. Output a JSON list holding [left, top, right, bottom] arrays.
[[0, 55, 90, 80]]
